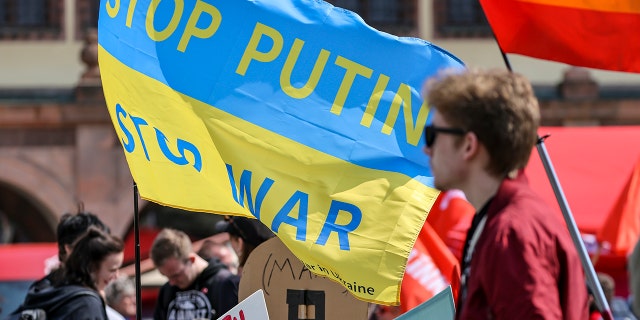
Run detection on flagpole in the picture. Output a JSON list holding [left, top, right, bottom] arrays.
[[496, 49, 612, 319], [133, 182, 142, 320], [536, 137, 612, 320]]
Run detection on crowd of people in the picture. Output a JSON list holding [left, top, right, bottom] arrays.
[[6, 68, 640, 320], [4, 209, 274, 320], [6, 212, 123, 319]]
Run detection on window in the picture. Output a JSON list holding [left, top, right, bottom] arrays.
[[326, 0, 417, 36], [75, 0, 98, 40], [0, 0, 63, 40], [433, 0, 492, 38]]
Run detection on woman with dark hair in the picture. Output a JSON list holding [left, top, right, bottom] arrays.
[[62, 226, 124, 293], [8, 226, 124, 320]]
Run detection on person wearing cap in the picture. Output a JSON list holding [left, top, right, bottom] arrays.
[[215, 216, 275, 274]]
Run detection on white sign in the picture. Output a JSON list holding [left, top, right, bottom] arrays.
[[217, 289, 270, 320]]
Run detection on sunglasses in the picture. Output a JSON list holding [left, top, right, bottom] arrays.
[[424, 125, 467, 148]]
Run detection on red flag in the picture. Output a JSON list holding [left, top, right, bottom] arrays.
[[400, 190, 473, 312], [597, 156, 640, 256], [479, 0, 640, 73], [401, 222, 461, 312], [427, 190, 474, 261]]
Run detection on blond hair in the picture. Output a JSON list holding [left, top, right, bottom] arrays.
[[425, 68, 540, 176], [150, 228, 192, 267]]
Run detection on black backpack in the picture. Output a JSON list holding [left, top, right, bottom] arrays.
[[8, 288, 100, 320]]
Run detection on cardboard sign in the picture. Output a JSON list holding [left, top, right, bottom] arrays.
[[395, 286, 455, 320], [239, 237, 368, 320], [217, 289, 270, 320]]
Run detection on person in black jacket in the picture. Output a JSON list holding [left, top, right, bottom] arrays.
[[22, 211, 111, 299], [7, 226, 124, 320], [9, 282, 104, 320], [7, 211, 111, 319], [150, 228, 238, 320]]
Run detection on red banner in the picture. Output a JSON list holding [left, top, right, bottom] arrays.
[[480, 0, 640, 73], [400, 190, 474, 312], [401, 222, 461, 312], [597, 157, 640, 256], [427, 190, 474, 261]]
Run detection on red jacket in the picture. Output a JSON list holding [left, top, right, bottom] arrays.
[[457, 174, 589, 319]]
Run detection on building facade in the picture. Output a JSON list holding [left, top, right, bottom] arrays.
[[1, 0, 639, 242]]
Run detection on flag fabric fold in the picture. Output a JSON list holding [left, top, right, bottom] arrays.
[[597, 156, 640, 256], [98, 0, 464, 304], [480, 0, 640, 73]]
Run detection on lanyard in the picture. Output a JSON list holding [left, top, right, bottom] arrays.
[[463, 214, 487, 268], [458, 199, 491, 314]]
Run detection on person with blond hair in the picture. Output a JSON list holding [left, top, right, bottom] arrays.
[[150, 228, 238, 320]]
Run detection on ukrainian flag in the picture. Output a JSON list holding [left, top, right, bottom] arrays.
[[98, 0, 464, 304]]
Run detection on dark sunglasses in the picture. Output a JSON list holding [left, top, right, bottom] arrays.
[[424, 125, 467, 148], [224, 215, 248, 240]]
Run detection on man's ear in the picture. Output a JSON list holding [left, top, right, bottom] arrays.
[[462, 131, 480, 160], [188, 253, 197, 264]]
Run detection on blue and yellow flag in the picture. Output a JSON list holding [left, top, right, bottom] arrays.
[[98, 0, 464, 304]]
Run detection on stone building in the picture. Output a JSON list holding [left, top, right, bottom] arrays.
[[1, 0, 639, 242]]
